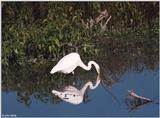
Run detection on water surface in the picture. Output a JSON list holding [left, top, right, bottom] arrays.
[[2, 37, 159, 117]]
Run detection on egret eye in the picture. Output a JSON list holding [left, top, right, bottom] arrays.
[[73, 94, 75, 97]]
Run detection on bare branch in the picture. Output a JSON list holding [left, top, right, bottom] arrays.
[[101, 16, 112, 32], [128, 90, 152, 101], [81, 19, 89, 29]]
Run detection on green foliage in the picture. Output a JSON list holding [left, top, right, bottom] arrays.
[[2, 2, 159, 66]]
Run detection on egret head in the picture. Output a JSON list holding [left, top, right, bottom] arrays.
[[88, 61, 100, 75]]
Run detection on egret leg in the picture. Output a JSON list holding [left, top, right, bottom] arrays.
[[72, 71, 78, 86]]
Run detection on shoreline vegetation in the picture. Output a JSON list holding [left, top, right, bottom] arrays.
[[2, 2, 159, 108], [2, 2, 159, 66]]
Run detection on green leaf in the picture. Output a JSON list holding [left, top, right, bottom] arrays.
[[54, 38, 60, 47], [14, 49, 18, 54], [49, 46, 52, 53]]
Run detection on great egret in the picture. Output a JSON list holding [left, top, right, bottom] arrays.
[[52, 75, 101, 105], [50, 52, 100, 75]]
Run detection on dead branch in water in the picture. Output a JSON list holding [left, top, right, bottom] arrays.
[[128, 90, 152, 101], [125, 89, 153, 112]]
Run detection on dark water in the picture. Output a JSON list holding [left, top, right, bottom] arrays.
[[2, 37, 159, 117]]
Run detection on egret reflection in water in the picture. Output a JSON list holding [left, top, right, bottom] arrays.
[[52, 75, 101, 105]]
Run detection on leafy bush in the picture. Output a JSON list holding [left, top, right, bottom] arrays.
[[2, 2, 159, 66]]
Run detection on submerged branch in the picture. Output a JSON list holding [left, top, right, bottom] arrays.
[[125, 89, 154, 112]]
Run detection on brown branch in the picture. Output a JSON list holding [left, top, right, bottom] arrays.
[[100, 16, 112, 32], [128, 90, 152, 101], [81, 9, 111, 31], [81, 19, 89, 29]]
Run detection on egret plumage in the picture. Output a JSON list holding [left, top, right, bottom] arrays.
[[50, 52, 100, 75]]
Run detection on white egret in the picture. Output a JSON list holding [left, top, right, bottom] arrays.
[[50, 52, 100, 75], [52, 75, 101, 105]]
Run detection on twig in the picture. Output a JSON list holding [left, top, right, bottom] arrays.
[[81, 19, 89, 29], [104, 16, 112, 27], [128, 90, 152, 101], [101, 16, 112, 32], [81, 9, 111, 31]]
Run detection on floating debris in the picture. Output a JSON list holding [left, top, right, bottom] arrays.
[[125, 89, 153, 112]]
